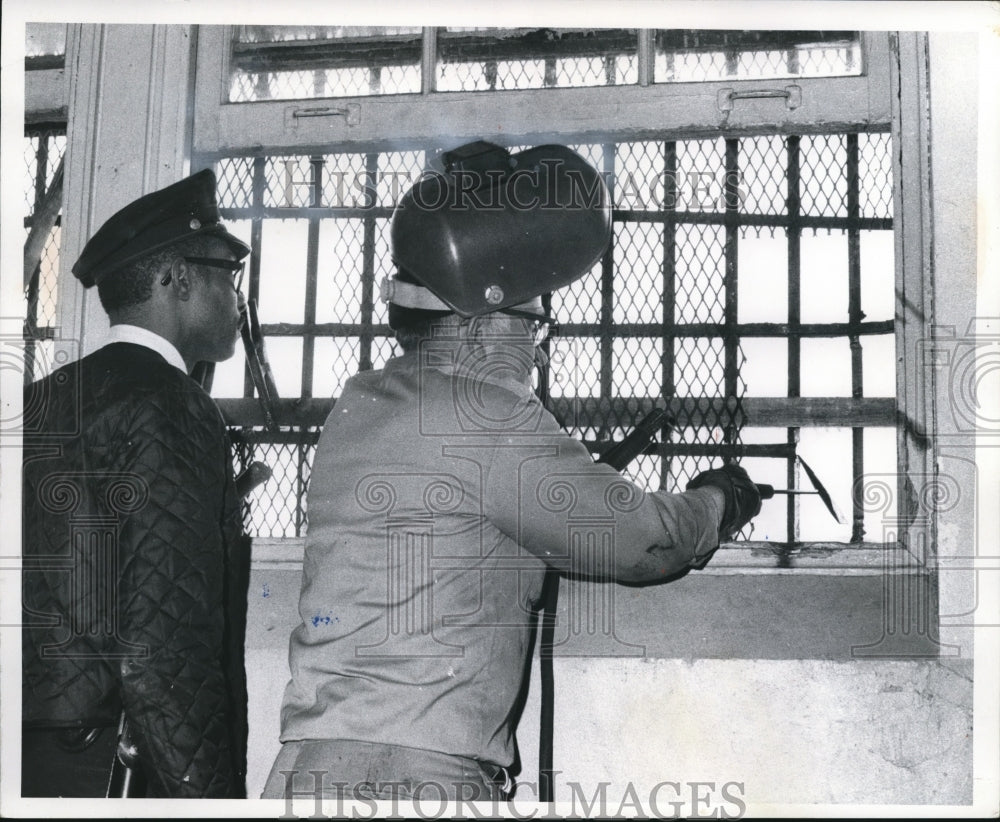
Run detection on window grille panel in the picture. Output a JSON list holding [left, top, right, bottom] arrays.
[[233, 428, 320, 538], [312, 337, 360, 398], [209, 128, 894, 548], [858, 133, 893, 220], [738, 136, 788, 214], [548, 337, 602, 401], [612, 338, 663, 398], [23, 127, 66, 384], [549, 263, 603, 325], [800, 134, 849, 218], [316, 220, 365, 323], [613, 223, 664, 324], [675, 225, 726, 324]]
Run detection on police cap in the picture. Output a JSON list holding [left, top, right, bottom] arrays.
[[72, 169, 250, 288]]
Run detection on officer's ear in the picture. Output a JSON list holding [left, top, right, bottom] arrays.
[[162, 257, 194, 301]]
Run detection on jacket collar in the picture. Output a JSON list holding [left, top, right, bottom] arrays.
[[101, 324, 187, 373]]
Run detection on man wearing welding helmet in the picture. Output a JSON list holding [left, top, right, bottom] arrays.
[[264, 142, 762, 803]]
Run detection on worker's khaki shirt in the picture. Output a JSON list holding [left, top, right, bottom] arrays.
[[278, 343, 722, 767]]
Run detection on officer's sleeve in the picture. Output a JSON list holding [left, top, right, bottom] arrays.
[[482, 393, 725, 582], [113, 388, 242, 797]]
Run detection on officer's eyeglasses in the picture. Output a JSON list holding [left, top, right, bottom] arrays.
[[500, 308, 559, 346], [161, 257, 245, 292]]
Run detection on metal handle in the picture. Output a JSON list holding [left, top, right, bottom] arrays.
[[717, 85, 801, 112], [286, 103, 360, 126]]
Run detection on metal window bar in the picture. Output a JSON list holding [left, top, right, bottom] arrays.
[[211, 129, 893, 543], [359, 152, 379, 371], [786, 136, 803, 545], [846, 133, 864, 541]]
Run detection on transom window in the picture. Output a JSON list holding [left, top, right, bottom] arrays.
[[226, 27, 863, 102]]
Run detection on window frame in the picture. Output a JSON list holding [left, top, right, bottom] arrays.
[[190, 27, 932, 574]]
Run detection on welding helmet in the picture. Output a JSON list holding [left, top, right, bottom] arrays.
[[384, 141, 611, 320]]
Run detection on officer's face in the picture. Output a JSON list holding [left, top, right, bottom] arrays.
[[185, 240, 244, 363]]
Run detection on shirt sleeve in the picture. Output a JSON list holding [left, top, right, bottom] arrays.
[[112, 386, 242, 797], [483, 392, 724, 583]]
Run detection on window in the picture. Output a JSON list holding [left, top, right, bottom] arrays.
[[194, 26, 903, 555], [23, 23, 68, 385]]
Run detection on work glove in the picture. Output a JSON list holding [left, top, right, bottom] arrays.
[[687, 463, 762, 542]]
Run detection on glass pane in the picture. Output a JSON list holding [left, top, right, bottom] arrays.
[[800, 231, 848, 324], [860, 230, 895, 322], [229, 26, 423, 102], [860, 426, 898, 543], [437, 28, 637, 92], [738, 232, 787, 324], [862, 333, 896, 397], [257, 219, 309, 324], [210, 348, 246, 398], [800, 338, 852, 397], [741, 338, 787, 396], [654, 31, 861, 83], [264, 337, 304, 397], [26, 23, 67, 58], [797, 427, 853, 543]]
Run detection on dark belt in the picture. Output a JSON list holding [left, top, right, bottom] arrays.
[[23, 725, 109, 753]]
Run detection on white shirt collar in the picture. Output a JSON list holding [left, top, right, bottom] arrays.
[[101, 325, 188, 373]]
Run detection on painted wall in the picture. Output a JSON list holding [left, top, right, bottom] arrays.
[[244, 563, 973, 806]]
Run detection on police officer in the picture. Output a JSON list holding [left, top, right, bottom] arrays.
[[263, 142, 761, 803], [22, 170, 251, 797]]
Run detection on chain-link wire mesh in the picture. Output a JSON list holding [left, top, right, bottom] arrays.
[[437, 28, 638, 91], [229, 26, 423, 102], [24, 127, 67, 384], [212, 129, 894, 545], [654, 30, 861, 83]]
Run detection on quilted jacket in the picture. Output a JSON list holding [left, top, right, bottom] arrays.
[[22, 342, 249, 798]]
